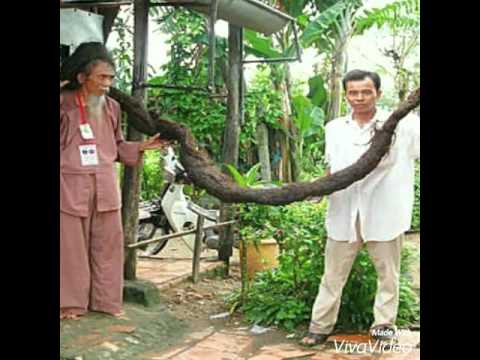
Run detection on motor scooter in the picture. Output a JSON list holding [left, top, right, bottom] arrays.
[[137, 147, 220, 256]]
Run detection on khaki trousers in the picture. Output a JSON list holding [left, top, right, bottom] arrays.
[[309, 216, 403, 334]]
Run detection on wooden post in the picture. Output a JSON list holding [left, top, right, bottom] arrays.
[[100, 7, 120, 43], [207, 0, 218, 89], [219, 24, 242, 271], [222, 24, 241, 167], [122, 0, 149, 281], [192, 215, 205, 283]]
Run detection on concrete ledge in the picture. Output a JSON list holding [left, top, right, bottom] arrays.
[[123, 279, 161, 307]]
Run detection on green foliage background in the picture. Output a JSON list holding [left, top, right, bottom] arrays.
[[107, 2, 420, 331], [230, 202, 420, 332]]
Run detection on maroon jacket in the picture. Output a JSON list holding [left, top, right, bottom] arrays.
[[60, 90, 141, 217]]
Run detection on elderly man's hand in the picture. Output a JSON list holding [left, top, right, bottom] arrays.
[[139, 134, 171, 152]]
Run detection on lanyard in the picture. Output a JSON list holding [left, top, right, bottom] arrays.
[[76, 91, 89, 125], [76, 92, 96, 144]]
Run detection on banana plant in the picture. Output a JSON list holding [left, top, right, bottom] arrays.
[[242, 0, 333, 181], [225, 163, 281, 188], [307, 74, 328, 108], [226, 163, 262, 188], [291, 95, 325, 165], [242, 0, 359, 181], [354, 0, 420, 101], [355, 0, 419, 35], [301, 0, 364, 121]]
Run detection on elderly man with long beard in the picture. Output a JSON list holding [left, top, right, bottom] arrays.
[[59, 42, 168, 320]]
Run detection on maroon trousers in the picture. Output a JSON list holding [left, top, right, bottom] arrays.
[[60, 175, 124, 315]]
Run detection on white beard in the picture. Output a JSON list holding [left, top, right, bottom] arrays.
[[86, 94, 106, 120]]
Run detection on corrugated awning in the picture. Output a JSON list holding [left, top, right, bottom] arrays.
[[163, 0, 294, 35], [60, 1, 132, 8]]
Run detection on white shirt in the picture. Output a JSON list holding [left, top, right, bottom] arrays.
[[325, 109, 420, 242]]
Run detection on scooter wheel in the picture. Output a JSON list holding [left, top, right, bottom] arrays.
[[138, 222, 156, 241], [137, 226, 171, 257]]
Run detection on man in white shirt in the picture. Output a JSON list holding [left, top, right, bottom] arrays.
[[301, 70, 420, 346]]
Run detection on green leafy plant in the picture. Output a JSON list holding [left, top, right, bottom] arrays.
[[290, 93, 326, 179], [226, 163, 263, 188], [411, 160, 420, 231], [355, 0, 420, 35], [228, 202, 420, 332], [307, 74, 328, 108], [140, 150, 164, 200], [110, 7, 134, 93]]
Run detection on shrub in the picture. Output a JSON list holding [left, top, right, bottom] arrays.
[[141, 150, 164, 201], [230, 202, 420, 332], [411, 160, 420, 231]]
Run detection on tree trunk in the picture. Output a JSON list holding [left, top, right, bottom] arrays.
[[272, 72, 292, 183], [284, 65, 301, 182], [218, 24, 242, 265], [269, 128, 281, 180], [122, 0, 148, 281], [327, 39, 347, 122], [99, 7, 120, 43], [397, 67, 409, 102], [221, 25, 241, 167], [256, 123, 272, 182], [327, 10, 353, 122]]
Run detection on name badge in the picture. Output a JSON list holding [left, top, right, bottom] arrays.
[[79, 144, 99, 166], [79, 124, 95, 140]]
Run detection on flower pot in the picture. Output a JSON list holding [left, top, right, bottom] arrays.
[[240, 238, 279, 280]]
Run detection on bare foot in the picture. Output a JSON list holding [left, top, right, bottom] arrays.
[[60, 314, 79, 320], [89, 308, 128, 319], [112, 310, 129, 320], [113, 310, 125, 317], [60, 309, 84, 321]]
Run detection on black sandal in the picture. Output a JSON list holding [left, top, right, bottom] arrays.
[[299, 332, 329, 347]]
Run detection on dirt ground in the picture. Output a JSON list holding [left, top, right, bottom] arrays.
[[60, 264, 299, 360], [60, 236, 420, 359], [161, 265, 240, 322], [145, 264, 310, 359]]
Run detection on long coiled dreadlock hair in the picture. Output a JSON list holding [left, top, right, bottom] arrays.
[[60, 42, 116, 92]]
